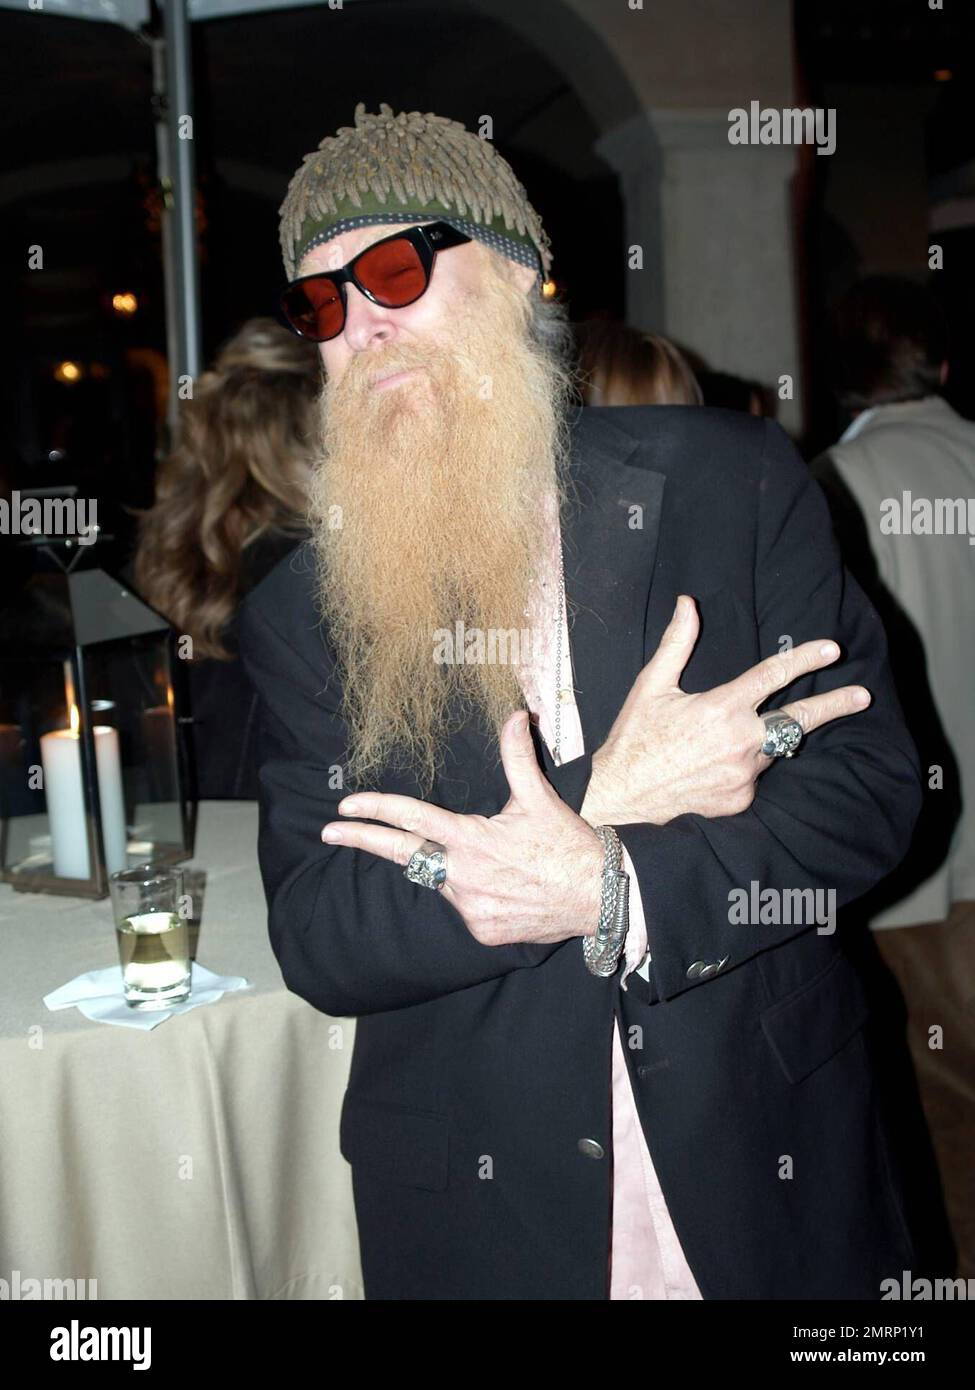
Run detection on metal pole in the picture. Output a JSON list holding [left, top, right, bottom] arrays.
[[160, 0, 202, 439], [151, 35, 179, 445]]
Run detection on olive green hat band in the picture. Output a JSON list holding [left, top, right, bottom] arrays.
[[293, 196, 543, 283]]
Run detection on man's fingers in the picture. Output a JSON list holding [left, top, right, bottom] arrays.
[[501, 709, 553, 808], [638, 595, 701, 695], [321, 819, 426, 866], [723, 639, 843, 710], [777, 685, 872, 739], [329, 790, 460, 845]]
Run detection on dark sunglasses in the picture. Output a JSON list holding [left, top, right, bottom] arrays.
[[276, 221, 472, 343]]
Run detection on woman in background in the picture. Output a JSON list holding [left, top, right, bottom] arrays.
[[574, 319, 703, 406], [133, 317, 320, 798]]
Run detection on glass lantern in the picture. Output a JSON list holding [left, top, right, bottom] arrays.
[[0, 547, 195, 898]]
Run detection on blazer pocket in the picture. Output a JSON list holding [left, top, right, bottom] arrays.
[[760, 951, 870, 1085], [339, 1093, 449, 1192]]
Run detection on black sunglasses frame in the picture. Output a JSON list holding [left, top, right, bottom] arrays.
[[276, 221, 473, 342]]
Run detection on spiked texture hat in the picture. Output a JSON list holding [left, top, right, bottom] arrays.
[[279, 102, 553, 283]]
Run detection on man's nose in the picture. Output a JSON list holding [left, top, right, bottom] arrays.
[[342, 282, 398, 351]]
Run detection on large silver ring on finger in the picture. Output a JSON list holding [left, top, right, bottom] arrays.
[[761, 710, 803, 759], [404, 839, 448, 891]]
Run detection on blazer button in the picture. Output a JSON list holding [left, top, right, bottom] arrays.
[[577, 1138, 605, 1160], [686, 960, 706, 979]]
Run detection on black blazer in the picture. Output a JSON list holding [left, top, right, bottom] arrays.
[[239, 404, 944, 1300], [185, 527, 308, 799]]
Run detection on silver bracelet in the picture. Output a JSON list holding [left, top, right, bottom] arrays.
[[583, 824, 630, 977]]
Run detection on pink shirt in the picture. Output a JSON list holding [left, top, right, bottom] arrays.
[[518, 495, 702, 1301]]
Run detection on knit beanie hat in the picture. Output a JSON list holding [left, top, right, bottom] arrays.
[[279, 102, 552, 284]]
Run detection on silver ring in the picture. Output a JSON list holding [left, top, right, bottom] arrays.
[[403, 839, 448, 891], [761, 710, 803, 759]]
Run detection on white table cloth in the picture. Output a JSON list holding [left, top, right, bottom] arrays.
[[0, 801, 363, 1300]]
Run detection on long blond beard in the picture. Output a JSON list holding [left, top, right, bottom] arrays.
[[307, 249, 576, 793]]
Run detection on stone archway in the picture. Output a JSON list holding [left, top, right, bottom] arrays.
[[469, 0, 802, 430]]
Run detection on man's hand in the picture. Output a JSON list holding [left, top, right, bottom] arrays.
[[581, 594, 872, 827], [321, 710, 604, 947]]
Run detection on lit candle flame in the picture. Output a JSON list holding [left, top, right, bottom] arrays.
[[69, 703, 80, 737], [63, 660, 76, 713]]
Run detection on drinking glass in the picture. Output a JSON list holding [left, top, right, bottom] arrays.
[[109, 864, 191, 1009]]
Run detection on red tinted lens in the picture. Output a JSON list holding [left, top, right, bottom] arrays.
[[355, 236, 427, 306], [282, 277, 344, 340]]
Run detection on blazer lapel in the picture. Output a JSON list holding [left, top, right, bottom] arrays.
[[557, 405, 667, 756]]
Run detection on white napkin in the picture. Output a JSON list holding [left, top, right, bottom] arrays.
[[43, 962, 252, 1031]]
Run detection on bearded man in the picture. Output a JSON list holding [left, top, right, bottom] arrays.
[[239, 103, 944, 1300]]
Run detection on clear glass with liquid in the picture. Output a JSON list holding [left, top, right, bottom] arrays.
[[109, 865, 191, 1009]]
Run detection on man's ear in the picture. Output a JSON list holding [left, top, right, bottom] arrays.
[[510, 262, 539, 295], [484, 245, 541, 296]]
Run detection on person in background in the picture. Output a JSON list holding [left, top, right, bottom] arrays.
[[132, 317, 320, 798], [696, 369, 769, 416], [574, 319, 703, 406], [811, 275, 975, 1277]]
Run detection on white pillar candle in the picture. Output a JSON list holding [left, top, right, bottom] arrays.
[[39, 725, 88, 878], [39, 721, 127, 879], [94, 725, 127, 874]]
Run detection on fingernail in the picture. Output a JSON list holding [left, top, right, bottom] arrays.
[[322, 825, 343, 841], [819, 642, 839, 658], [673, 596, 683, 621], [853, 688, 871, 706], [339, 799, 360, 814]]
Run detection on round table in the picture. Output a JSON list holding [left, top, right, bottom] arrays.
[[0, 801, 363, 1300]]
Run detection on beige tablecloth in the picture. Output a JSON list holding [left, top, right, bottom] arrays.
[[0, 801, 363, 1300]]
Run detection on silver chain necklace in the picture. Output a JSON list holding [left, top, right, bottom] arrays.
[[553, 544, 566, 766], [525, 530, 567, 766]]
